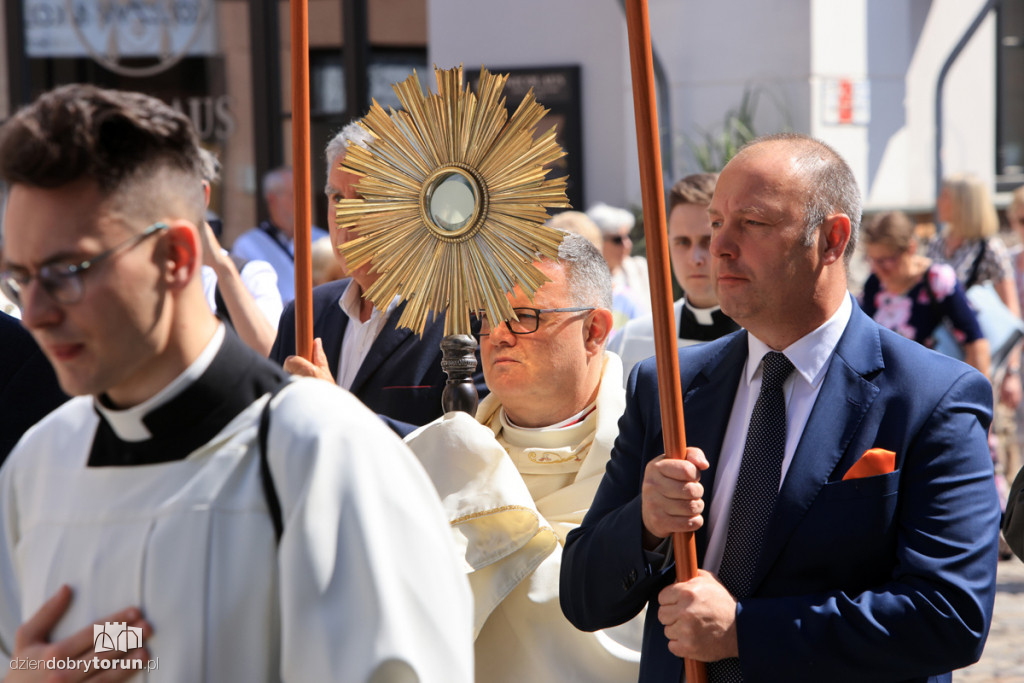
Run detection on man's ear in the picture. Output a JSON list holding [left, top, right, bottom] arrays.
[[821, 214, 851, 265], [584, 307, 614, 355], [163, 222, 200, 290]]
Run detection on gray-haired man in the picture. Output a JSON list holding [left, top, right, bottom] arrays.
[[269, 121, 487, 431]]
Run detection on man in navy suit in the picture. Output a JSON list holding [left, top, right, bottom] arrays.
[[270, 123, 486, 429], [560, 134, 1000, 682]]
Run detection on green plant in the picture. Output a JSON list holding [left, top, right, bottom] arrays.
[[686, 87, 761, 173]]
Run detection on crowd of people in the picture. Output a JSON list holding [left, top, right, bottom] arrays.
[[0, 82, 1015, 682]]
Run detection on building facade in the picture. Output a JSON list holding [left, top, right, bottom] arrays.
[[1, 0, 426, 246], [1, 0, 1021, 237], [431, 0, 1020, 213]]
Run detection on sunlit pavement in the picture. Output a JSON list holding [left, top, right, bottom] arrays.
[[956, 556, 1024, 682]]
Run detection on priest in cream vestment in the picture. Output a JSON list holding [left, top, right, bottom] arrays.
[[407, 234, 642, 682]]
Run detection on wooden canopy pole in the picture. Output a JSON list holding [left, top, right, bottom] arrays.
[[291, 0, 314, 360], [624, 2, 706, 681]]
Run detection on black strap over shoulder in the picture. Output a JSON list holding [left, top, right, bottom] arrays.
[[965, 240, 988, 291], [212, 255, 250, 329], [922, 264, 940, 312], [258, 221, 294, 262], [258, 380, 290, 543]]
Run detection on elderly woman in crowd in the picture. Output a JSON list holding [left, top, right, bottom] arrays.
[[585, 202, 650, 328], [860, 211, 989, 375]]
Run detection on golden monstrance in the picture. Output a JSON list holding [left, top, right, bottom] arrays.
[[335, 66, 571, 343]]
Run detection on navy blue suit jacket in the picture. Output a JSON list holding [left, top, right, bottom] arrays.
[[561, 302, 1000, 682], [0, 312, 67, 462], [269, 279, 487, 431]]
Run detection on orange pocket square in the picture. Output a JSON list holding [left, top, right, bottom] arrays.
[[842, 448, 896, 480]]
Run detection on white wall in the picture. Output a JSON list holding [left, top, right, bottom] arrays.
[[650, 0, 813, 184], [867, 0, 996, 211], [428, 0, 999, 213], [428, 0, 635, 211], [811, 0, 869, 200], [931, 0, 997, 197]]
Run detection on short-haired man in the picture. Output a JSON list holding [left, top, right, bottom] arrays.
[[0, 84, 472, 682], [406, 233, 640, 682], [609, 173, 739, 384], [562, 134, 999, 681], [231, 166, 329, 304], [270, 121, 487, 430]]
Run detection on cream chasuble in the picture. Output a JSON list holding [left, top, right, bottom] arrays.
[[406, 352, 642, 683]]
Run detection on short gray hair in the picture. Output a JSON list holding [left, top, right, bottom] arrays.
[[547, 232, 613, 309], [325, 120, 373, 180], [261, 166, 292, 199], [741, 133, 862, 263], [585, 202, 635, 236]]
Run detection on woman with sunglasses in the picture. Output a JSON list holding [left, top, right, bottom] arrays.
[[586, 202, 651, 328], [860, 211, 990, 375]]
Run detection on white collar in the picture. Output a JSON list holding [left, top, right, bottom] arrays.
[[337, 280, 400, 323], [500, 401, 597, 432], [744, 292, 852, 390], [497, 402, 597, 452], [94, 325, 226, 442], [683, 298, 723, 325]]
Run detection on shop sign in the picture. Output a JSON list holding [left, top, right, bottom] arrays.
[[24, 0, 216, 77]]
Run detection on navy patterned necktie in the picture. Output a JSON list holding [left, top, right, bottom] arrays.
[[707, 351, 794, 683]]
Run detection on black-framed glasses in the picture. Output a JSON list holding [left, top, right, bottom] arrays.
[[477, 306, 595, 336], [0, 222, 169, 308]]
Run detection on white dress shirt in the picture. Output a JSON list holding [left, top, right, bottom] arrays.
[[335, 281, 400, 390], [703, 293, 853, 574]]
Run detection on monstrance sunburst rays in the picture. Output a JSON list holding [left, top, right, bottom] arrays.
[[335, 66, 570, 337]]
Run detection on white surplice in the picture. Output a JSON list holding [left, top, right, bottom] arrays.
[[0, 373, 473, 682]]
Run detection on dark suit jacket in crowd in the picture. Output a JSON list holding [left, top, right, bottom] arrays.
[[0, 312, 67, 462], [269, 279, 487, 431], [561, 301, 1000, 683]]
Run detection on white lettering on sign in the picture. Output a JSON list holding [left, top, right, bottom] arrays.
[[25, 0, 216, 76]]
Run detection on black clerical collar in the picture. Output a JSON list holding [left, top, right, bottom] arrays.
[[88, 328, 288, 467], [679, 299, 740, 343]]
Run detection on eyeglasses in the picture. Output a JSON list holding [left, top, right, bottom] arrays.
[[0, 222, 169, 307], [477, 306, 595, 336], [604, 234, 631, 246], [866, 253, 903, 268]]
